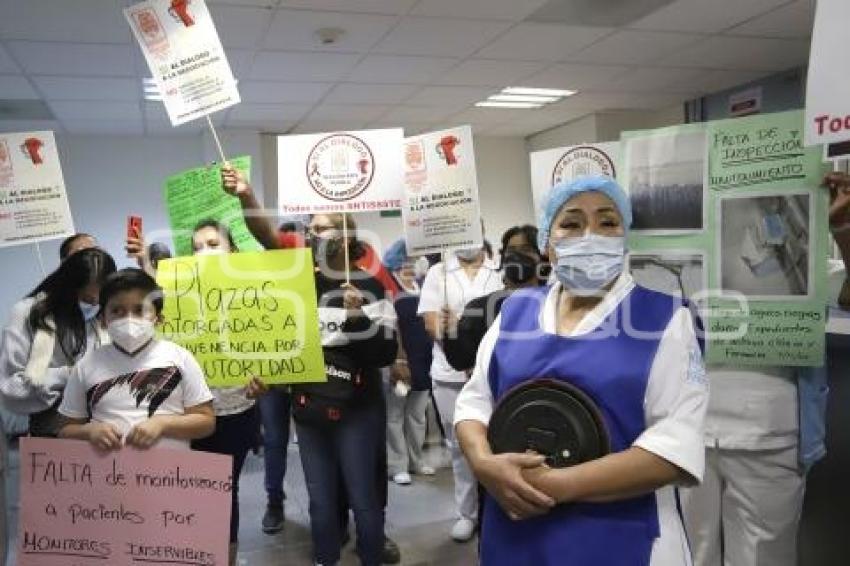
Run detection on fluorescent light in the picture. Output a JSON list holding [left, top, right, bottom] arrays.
[[488, 94, 560, 103], [142, 78, 161, 101], [475, 101, 543, 109], [503, 87, 576, 97]]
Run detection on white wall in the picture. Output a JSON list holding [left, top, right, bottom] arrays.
[[526, 114, 598, 153], [525, 106, 684, 153], [473, 136, 536, 247]]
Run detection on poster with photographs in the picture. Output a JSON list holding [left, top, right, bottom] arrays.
[[629, 251, 706, 303], [624, 111, 829, 367], [624, 127, 706, 233]]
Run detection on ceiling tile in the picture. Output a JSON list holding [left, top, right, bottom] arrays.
[[61, 119, 145, 135], [305, 104, 390, 122], [228, 103, 311, 121], [264, 9, 396, 52], [49, 100, 142, 121], [411, 0, 550, 21], [324, 83, 418, 104], [290, 118, 371, 133], [144, 101, 224, 132], [661, 36, 810, 71], [0, 120, 62, 133], [0, 0, 131, 43], [476, 23, 613, 62], [596, 66, 706, 93], [239, 81, 331, 103], [224, 49, 255, 78], [278, 0, 416, 15], [250, 51, 360, 81], [208, 5, 274, 49], [630, 0, 788, 34], [32, 76, 138, 101], [521, 63, 630, 91], [8, 42, 135, 77], [0, 75, 39, 99], [405, 86, 494, 110], [727, 0, 814, 39], [433, 59, 546, 87], [569, 30, 703, 65], [348, 55, 457, 84], [671, 69, 771, 95], [0, 45, 20, 73], [380, 105, 457, 123], [374, 17, 509, 58]]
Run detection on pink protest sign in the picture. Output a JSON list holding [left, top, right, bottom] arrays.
[[18, 437, 231, 566]]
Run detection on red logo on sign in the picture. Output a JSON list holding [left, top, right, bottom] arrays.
[[436, 135, 460, 166], [21, 138, 44, 165], [169, 0, 195, 27]]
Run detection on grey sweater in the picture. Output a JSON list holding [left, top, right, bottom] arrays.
[[0, 297, 103, 415]]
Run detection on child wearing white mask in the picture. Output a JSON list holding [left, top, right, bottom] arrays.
[[58, 268, 215, 451]]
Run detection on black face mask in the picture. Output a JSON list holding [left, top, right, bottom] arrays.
[[309, 236, 342, 263], [502, 252, 538, 285]]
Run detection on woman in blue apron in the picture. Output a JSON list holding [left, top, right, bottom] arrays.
[[455, 175, 708, 566]]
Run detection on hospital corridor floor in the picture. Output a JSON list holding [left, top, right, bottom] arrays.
[[3, 440, 477, 566]]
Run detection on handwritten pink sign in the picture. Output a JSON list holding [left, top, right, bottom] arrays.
[[18, 437, 231, 566]]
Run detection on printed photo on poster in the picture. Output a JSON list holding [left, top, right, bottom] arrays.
[[719, 192, 811, 298], [626, 131, 706, 232], [629, 251, 706, 303]]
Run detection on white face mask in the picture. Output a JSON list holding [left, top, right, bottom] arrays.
[[454, 247, 481, 262], [107, 317, 155, 354], [552, 234, 625, 297], [78, 301, 100, 321], [413, 256, 430, 279]]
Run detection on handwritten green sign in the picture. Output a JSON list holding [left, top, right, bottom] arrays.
[[164, 157, 263, 256], [624, 111, 829, 366], [156, 249, 326, 387]]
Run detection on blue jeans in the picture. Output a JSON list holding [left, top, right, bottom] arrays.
[[258, 387, 291, 506], [296, 403, 385, 566]]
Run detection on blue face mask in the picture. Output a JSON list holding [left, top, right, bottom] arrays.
[[78, 301, 100, 321], [552, 234, 625, 296]]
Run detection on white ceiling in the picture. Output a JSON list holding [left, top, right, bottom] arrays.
[[0, 0, 814, 137]]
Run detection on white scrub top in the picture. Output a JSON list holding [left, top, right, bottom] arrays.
[[418, 254, 502, 384], [456, 275, 708, 566]]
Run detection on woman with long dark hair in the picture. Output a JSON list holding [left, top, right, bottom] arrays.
[[0, 247, 117, 436]]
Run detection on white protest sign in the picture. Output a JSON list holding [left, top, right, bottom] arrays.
[[277, 129, 404, 215], [804, 0, 850, 146], [125, 0, 240, 126], [0, 131, 75, 248], [401, 126, 482, 256], [529, 142, 619, 218]]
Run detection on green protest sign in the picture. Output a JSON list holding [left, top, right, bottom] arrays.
[[623, 110, 829, 366], [164, 156, 263, 256], [156, 249, 326, 387]]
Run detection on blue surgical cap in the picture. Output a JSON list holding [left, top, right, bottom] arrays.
[[383, 238, 408, 272], [538, 175, 632, 251]]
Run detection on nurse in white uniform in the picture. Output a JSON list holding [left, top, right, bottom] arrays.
[[455, 175, 708, 565]]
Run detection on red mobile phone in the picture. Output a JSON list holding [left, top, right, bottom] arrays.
[[127, 215, 142, 239]]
